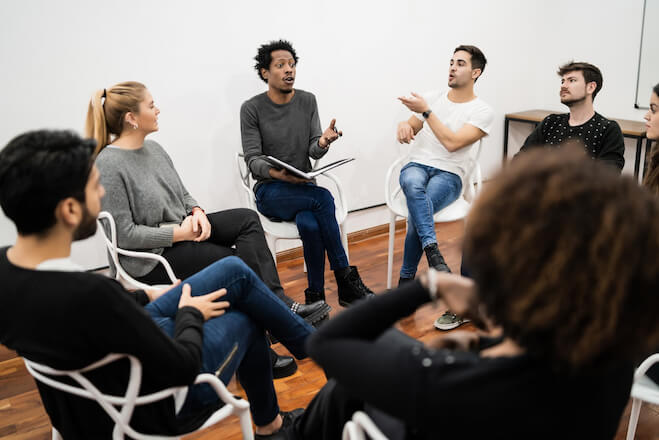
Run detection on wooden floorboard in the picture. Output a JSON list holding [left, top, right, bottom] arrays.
[[1, 221, 658, 439]]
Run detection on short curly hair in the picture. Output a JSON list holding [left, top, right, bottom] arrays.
[[253, 39, 298, 83], [463, 147, 659, 369]]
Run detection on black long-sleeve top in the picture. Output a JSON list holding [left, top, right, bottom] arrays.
[[518, 112, 625, 172], [307, 281, 633, 439], [0, 248, 208, 438]]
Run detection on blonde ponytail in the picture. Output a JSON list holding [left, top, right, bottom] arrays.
[[84, 81, 147, 156], [85, 89, 109, 155]]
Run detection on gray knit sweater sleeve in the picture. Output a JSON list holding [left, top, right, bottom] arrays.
[[96, 141, 197, 276], [240, 90, 329, 183]]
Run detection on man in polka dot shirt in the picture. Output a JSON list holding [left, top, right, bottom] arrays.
[[518, 61, 625, 172]]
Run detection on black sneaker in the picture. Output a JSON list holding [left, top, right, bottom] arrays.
[[254, 408, 304, 439], [268, 300, 329, 345], [291, 300, 331, 325], [424, 243, 451, 272], [335, 266, 375, 307]]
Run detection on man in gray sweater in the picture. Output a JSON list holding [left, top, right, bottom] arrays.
[[241, 39, 373, 307]]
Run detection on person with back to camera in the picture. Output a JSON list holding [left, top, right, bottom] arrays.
[[88, 81, 330, 379], [288, 147, 659, 439], [0, 129, 315, 439]]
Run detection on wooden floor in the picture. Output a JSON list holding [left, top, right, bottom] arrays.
[[1, 221, 658, 439]]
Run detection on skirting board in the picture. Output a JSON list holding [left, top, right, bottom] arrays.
[[275, 218, 407, 263]]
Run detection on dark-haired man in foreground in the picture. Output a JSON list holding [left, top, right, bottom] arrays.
[[0, 129, 312, 439], [518, 61, 625, 171], [241, 39, 374, 308]]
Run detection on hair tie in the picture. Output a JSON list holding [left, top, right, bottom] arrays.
[[102, 89, 107, 98]]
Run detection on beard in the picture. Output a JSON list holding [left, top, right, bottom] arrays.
[[561, 95, 586, 107], [73, 204, 98, 241]]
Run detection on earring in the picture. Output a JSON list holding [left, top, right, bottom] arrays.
[[132, 124, 138, 130]]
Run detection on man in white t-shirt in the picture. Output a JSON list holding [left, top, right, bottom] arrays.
[[396, 45, 494, 330]]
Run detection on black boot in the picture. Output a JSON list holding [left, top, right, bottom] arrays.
[[424, 243, 451, 272], [335, 266, 375, 307], [304, 288, 326, 305], [291, 300, 331, 326], [270, 348, 297, 379]]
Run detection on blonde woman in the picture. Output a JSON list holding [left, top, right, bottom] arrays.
[[86, 82, 329, 381]]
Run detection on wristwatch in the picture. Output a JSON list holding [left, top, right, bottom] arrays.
[[422, 109, 432, 119]]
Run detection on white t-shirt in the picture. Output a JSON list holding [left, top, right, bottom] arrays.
[[407, 90, 494, 180]]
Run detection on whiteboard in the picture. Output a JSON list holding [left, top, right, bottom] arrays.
[[635, 0, 659, 108]]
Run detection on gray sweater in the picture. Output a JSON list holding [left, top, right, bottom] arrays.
[[96, 140, 198, 277], [240, 89, 328, 186]]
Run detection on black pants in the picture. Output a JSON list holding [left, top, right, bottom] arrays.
[[291, 329, 413, 440], [138, 208, 292, 306]]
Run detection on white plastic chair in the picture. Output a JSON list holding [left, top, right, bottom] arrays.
[[625, 353, 659, 440], [236, 152, 349, 264], [342, 410, 389, 440], [24, 353, 253, 440], [384, 140, 483, 288], [97, 211, 177, 290]]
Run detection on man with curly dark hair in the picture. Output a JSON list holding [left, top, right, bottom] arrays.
[[518, 61, 625, 171], [241, 39, 374, 308]]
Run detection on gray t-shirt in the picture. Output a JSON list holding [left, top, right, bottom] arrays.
[[240, 89, 328, 186], [95, 140, 198, 277]]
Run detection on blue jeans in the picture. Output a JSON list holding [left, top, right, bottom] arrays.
[[255, 181, 349, 293], [398, 162, 462, 279], [145, 256, 313, 425]]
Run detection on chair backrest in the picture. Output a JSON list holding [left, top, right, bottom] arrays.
[[385, 139, 483, 218], [24, 353, 253, 440], [97, 211, 177, 290], [632, 353, 659, 403], [342, 411, 389, 440], [236, 152, 259, 211], [235, 152, 349, 224]]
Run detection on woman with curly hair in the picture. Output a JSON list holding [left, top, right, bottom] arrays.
[[292, 147, 659, 439]]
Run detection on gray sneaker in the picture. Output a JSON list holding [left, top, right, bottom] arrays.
[[434, 310, 470, 331]]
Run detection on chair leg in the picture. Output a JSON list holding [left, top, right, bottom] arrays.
[[238, 406, 255, 440], [52, 427, 63, 440], [341, 224, 350, 262], [626, 397, 642, 440], [265, 234, 277, 265], [387, 214, 396, 289]]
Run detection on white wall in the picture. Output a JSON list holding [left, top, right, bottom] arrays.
[[0, 0, 650, 268]]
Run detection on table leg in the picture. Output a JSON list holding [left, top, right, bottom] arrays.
[[634, 137, 642, 178], [503, 118, 510, 165]]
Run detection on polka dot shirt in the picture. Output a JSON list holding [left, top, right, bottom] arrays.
[[519, 112, 625, 171]]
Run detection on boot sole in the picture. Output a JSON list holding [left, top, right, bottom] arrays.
[[300, 303, 332, 324], [272, 359, 298, 379], [269, 303, 332, 344]]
